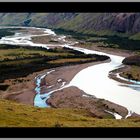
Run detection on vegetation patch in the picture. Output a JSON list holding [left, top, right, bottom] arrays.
[[0, 28, 21, 39], [129, 33, 140, 41], [55, 28, 140, 51], [120, 66, 140, 81], [119, 56, 140, 81], [0, 44, 109, 83], [0, 84, 9, 91], [0, 99, 140, 127]]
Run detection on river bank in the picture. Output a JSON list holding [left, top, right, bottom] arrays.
[[2, 55, 131, 119], [47, 86, 129, 119], [1, 26, 140, 118], [73, 43, 140, 84], [1, 60, 107, 105]]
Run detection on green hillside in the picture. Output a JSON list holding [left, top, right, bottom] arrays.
[[0, 99, 140, 127]]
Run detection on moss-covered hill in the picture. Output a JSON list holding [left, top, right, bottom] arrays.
[[0, 99, 140, 127]]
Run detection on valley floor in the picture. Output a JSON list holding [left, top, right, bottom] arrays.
[[1, 60, 105, 106], [1, 28, 140, 127]]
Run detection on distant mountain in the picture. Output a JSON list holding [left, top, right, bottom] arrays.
[[59, 13, 140, 34], [0, 13, 77, 27], [1, 13, 140, 35]]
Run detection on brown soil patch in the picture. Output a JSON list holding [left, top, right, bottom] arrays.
[[47, 86, 128, 118]]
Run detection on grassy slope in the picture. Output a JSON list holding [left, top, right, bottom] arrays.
[[0, 45, 71, 61], [0, 28, 20, 39], [0, 13, 29, 26], [0, 99, 140, 127], [120, 66, 140, 81], [129, 33, 140, 40], [121, 56, 140, 81]]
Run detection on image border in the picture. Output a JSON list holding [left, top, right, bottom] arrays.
[[0, 2, 140, 138]]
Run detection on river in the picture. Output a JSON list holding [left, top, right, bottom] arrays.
[[0, 26, 140, 115], [65, 45, 140, 114]]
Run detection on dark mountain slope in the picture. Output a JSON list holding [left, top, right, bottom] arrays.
[[0, 13, 78, 27], [1, 13, 140, 35], [57, 13, 140, 35]]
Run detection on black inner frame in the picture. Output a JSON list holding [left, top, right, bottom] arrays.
[[0, 2, 140, 138], [0, 2, 140, 12]]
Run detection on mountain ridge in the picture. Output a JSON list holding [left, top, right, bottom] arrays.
[[0, 13, 140, 35]]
